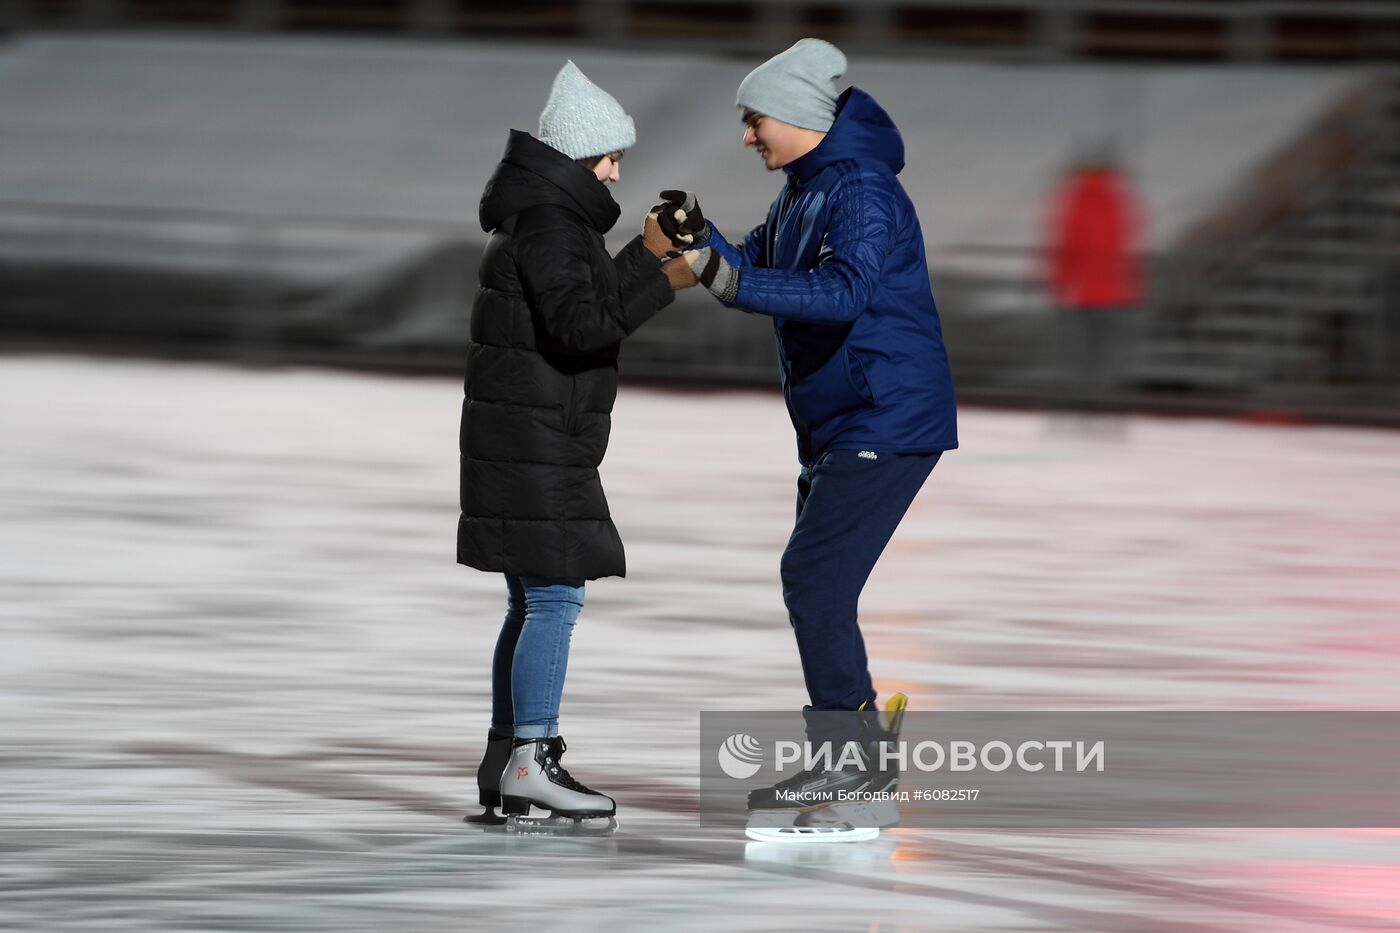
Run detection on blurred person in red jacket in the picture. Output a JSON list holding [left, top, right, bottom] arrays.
[[1044, 145, 1144, 399]]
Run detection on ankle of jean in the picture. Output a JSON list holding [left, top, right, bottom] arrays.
[[513, 723, 557, 740]]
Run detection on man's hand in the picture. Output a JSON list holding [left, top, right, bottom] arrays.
[[652, 190, 709, 249], [643, 210, 675, 259], [661, 256, 698, 291], [685, 246, 738, 302]]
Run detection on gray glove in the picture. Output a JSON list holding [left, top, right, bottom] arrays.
[[685, 246, 739, 303]]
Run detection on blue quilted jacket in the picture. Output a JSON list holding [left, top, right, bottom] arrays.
[[705, 87, 958, 464]]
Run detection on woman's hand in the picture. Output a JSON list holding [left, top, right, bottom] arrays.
[[661, 255, 699, 291], [643, 210, 675, 259]]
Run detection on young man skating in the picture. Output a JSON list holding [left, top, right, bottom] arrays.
[[671, 39, 958, 813]]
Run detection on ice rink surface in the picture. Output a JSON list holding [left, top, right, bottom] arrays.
[[3, 356, 1398, 931]]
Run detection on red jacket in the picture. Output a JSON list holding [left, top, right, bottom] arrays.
[[1046, 168, 1142, 308]]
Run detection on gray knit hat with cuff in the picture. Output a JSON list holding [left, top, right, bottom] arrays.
[[735, 38, 847, 132], [538, 60, 636, 160]]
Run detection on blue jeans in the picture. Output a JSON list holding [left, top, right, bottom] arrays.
[[490, 575, 585, 740], [781, 448, 940, 743]]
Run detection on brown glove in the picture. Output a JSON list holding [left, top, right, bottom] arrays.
[[662, 255, 699, 291], [643, 210, 674, 259]]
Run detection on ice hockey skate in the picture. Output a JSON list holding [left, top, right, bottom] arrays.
[[500, 736, 618, 835], [744, 694, 907, 843], [745, 797, 901, 843], [871, 691, 907, 789], [462, 729, 513, 825]]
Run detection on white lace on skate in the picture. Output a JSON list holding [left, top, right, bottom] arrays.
[[540, 738, 601, 797]]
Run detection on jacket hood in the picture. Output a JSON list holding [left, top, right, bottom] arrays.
[[479, 130, 621, 234], [785, 87, 905, 182]]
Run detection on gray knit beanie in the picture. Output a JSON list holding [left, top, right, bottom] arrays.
[[537, 60, 636, 161], [735, 38, 847, 133]]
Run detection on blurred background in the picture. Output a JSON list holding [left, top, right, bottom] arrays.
[[1, 0, 1397, 419]]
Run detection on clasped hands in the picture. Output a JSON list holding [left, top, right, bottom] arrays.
[[643, 190, 708, 290]]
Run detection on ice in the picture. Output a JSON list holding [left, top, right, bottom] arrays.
[[2, 355, 1397, 931]]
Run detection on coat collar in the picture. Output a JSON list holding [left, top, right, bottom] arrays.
[[479, 130, 621, 233]]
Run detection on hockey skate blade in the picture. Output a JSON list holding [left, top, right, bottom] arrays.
[[745, 824, 879, 844], [748, 797, 900, 829], [745, 836, 896, 865]]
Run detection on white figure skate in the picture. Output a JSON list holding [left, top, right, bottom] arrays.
[[501, 736, 618, 835]]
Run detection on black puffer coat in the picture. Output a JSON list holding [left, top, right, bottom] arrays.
[[457, 130, 673, 580]]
